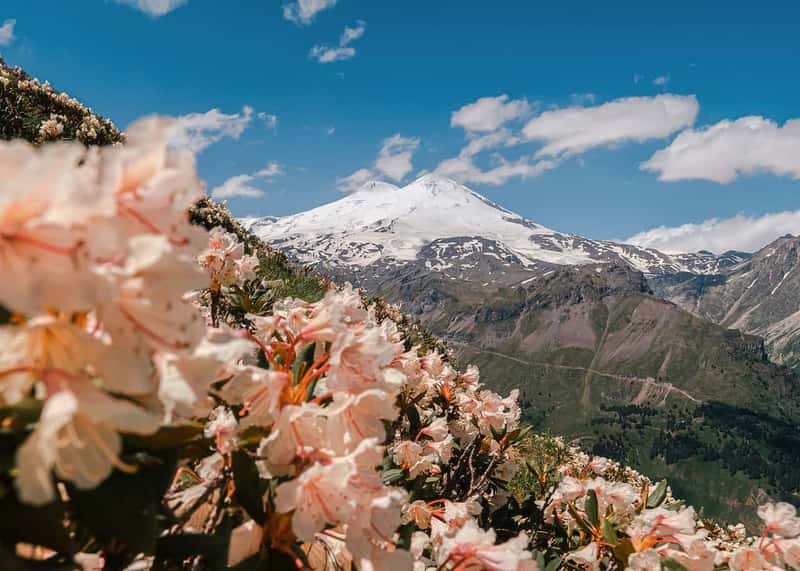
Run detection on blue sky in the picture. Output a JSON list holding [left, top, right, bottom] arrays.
[[2, 0, 800, 253]]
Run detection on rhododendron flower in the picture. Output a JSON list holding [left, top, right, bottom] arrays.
[[15, 381, 160, 505], [588, 456, 614, 475], [256, 404, 327, 478], [157, 326, 256, 421], [628, 548, 661, 571], [325, 389, 399, 453], [98, 234, 206, 355], [109, 117, 206, 248], [585, 478, 639, 515], [402, 500, 435, 529], [757, 502, 800, 538], [274, 455, 356, 541], [227, 520, 264, 567], [345, 487, 411, 571], [628, 507, 697, 551], [326, 326, 404, 395], [437, 521, 535, 571], [204, 406, 238, 453], [664, 535, 716, 571], [300, 286, 368, 343], [0, 143, 115, 314], [565, 542, 600, 571], [418, 417, 449, 441], [727, 547, 781, 571], [0, 315, 105, 404]]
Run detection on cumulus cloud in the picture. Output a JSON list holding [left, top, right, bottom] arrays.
[[451, 94, 530, 133], [653, 75, 670, 86], [435, 154, 558, 186], [337, 134, 420, 192], [336, 168, 376, 193], [170, 106, 254, 153], [522, 94, 699, 157], [210, 161, 283, 199], [374, 134, 420, 180], [113, 0, 187, 17], [641, 116, 800, 183], [309, 20, 365, 63], [283, 0, 336, 25], [0, 19, 16, 46], [626, 211, 800, 254]]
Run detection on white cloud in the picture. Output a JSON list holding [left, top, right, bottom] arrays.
[[255, 161, 283, 177], [626, 211, 800, 254], [653, 75, 670, 86], [336, 168, 377, 192], [0, 19, 15, 46], [257, 112, 278, 130], [211, 161, 283, 199], [170, 106, 254, 153], [283, 0, 337, 25], [451, 94, 530, 133], [374, 134, 420, 181], [435, 154, 558, 186], [460, 129, 520, 158], [309, 45, 355, 63], [523, 94, 699, 157], [641, 116, 800, 183], [337, 134, 420, 192], [339, 21, 366, 45], [309, 20, 365, 63], [113, 0, 187, 17]]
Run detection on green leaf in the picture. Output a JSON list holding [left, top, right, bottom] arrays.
[[611, 538, 636, 567], [647, 480, 668, 508], [585, 489, 599, 527], [232, 450, 266, 521], [566, 504, 592, 535], [601, 518, 618, 545], [544, 556, 562, 571], [292, 343, 316, 386], [662, 558, 689, 571], [382, 468, 405, 485], [406, 404, 421, 435]]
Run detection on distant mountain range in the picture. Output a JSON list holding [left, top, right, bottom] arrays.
[[244, 175, 800, 523], [243, 174, 750, 280]]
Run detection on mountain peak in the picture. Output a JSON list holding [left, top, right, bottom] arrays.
[[354, 180, 400, 194], [243, 177, 740, 276]]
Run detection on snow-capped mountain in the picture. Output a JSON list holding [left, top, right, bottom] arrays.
[[243, 174, 748, 285]]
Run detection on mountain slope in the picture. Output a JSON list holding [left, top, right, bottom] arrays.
[[372, 262, 800, 523], [245, 175, 800, 523], [245, 175, 747, 281], [652, 235, 800, 368]]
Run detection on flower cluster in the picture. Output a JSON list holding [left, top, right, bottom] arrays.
[[0, 117, 210, 505], [0, 57, 122, 145], [3, 112, 799, 571], [197, 227, 259, 291], [536, 443, 800, 571]]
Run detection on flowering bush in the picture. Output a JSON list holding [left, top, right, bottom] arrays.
[[0, 116, 798, 571], [0, 57, 122, 146]]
